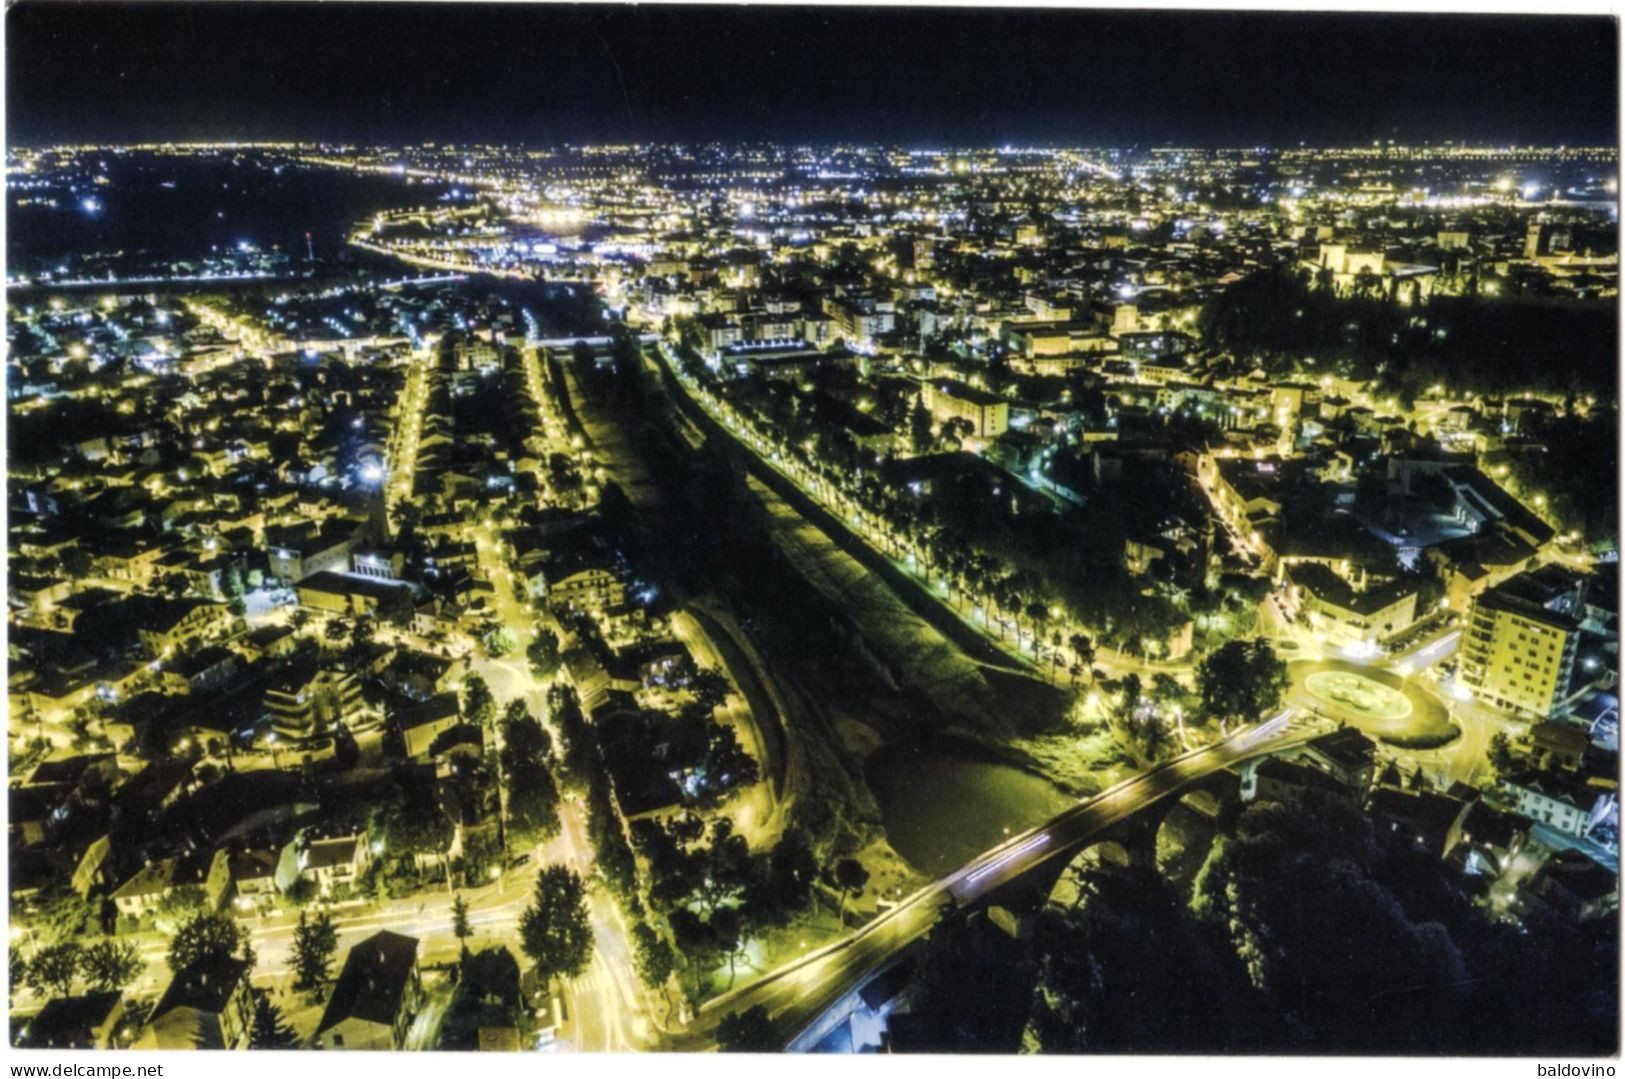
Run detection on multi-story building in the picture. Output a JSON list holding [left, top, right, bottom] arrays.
[[264, 660, 370, 739], [822, 295, 895, 347], [266, 520, 363, 584], [919, 378, 1009, 441], [1460, 577, 1582, 718], [1285, 563, 1418, 650], [314, 931, 423, 1050], [135, 598, 234, 659], [1499, 770, 1615, 838], [137, 955, 254, 1050]]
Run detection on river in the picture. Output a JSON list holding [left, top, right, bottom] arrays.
[[864, 739, 1074, 877]]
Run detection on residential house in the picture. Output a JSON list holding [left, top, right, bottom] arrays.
[[266, 520, 363, 584], [135, 598, 233, 659], [110, 854, 211, 919], [136, 955, 254, 1050], [1369, 787, 1474, 857], [17, 992, 126, 1049], [397, 693, 462, 761], [1518, 848, 1619, 923], [1294, 727, 1378, 799], [313, 931, 423, 1050], [1528, 721, 1592, 773], [275, 833, 372, 898], [1500, 770, 1617, 838]]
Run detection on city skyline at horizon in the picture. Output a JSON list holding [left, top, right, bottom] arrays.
[[4, 3, 1620, 1061]]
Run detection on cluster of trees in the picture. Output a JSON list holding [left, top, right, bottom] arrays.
[[17, 937, 144, 999], [439, 946, 524, 1049], [898, 913, 1040, 1052], [597, 701, 758, 810], [630, 817, 823, 998], [716, 1004, 780, 1052], [909, 788, 1616, 1056], [571, 322, 648, 407], [548, 683, 640, 912], [499, 699, 562, 845], [518, 865, 594, 985], [1094, 671, 1180, 765], [367, 765, 457, 894], [1498, 408, 1620, 552], [1027, 864, 1249, 1052], [1198, 263, 1618, 400], [1184, 792, 1616, 1052], [1078, 641, 1282, 766], [689, 366, 1194, 661], [1194, 638, 1290, 730]]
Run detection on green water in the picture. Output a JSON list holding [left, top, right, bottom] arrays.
[[864, 740, 1075, 877]]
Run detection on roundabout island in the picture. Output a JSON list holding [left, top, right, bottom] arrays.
[[1287, 659, 1459, 749]]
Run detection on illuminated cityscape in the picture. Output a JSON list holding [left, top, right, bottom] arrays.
[[4, 2, 1619, 1059]]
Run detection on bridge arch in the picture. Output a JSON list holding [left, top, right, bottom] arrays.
[[1179, 787, 1222, 818]]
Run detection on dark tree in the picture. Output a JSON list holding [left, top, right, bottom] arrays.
[[753, 826, 818, 919], [526, 629, 562, 678], [249, 992, 299, 1049], [909, 398, 935, 454], [452, 893, 472, 947], [1196, 638, 1289, 727], [461, 946, 522, 1011], [1189, 793, 1471, 1052], [903, 914, 1038, 1053], [79, 938, 142, 993], [291, 910, 338, 990], [1487, 732, 1517, 774], [716, 1004, 779, 1052], [690, 669, 731, 711], [833, 858, 870, 927], [462, 674, 497, 731], [631, 921, 677, 1012], [33, 887, 99, 944], [501, 703, 553, 764], [26, 941, 83, 998], [167, 911, 248, 974], [509, 764, 563, 843], [518, 866, 594, 983], [697, 724, 758, 803]]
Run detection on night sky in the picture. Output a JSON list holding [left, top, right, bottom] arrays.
[[6, 3, 1619, 148]]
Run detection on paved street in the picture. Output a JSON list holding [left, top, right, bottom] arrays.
[[671, 711, 1316, 1049]]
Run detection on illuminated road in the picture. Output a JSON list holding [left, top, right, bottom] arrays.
[[385, 345, 431, 524], [671, 712, 1314, 1050], [99, 864, 537, 1015], [550, 799, 653, 1052], [465, 347, 652, 1054], [655, 342, 1177, 684], [1278, 620, 1516, 789]]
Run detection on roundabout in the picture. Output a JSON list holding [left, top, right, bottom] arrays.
[[1303, 670, 1414, 723], [1287, 659, 1458, 748]]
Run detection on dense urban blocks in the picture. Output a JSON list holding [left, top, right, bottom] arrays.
[[3, 9, 1620, 1054]]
